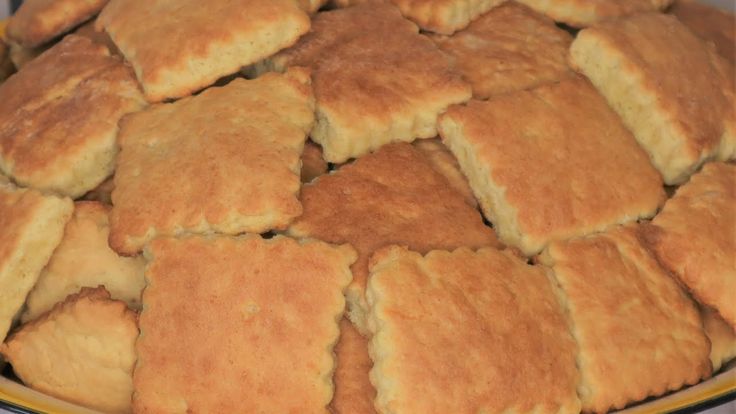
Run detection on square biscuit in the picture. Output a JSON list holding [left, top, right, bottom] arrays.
[[22, 201, 145, 323], [0, 35, 146, 198], [413, 138, 476, 207], [1, 287, 137, 414], [330, 318, 377, 414], [287, 143, 499, 332], [439, 76, 665, 256], [431, 1, 573, 99], [641, 162, 736, 328], [670, 0, 735, 64], [366, 245, 580, 414], [6, 0, 108, 48], [515, 0, 672, 27], [700, 306, 736, 372], [570, 12, 736, 184], [97, 0, 310, 102], [539, 225, 711, 413], [109, 68, 315, 255], [257, 2, 471, 163], [134, 235, 356, 413], [0, 181, 73, 343]]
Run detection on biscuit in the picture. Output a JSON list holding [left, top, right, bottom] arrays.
[[0, 181, 73, 343], [641, 162, 736, 328], [134, 235, 356, 413], [302, 141, 328, 183], [670, 0, 735, 64], [439, 76, 665, 256], [6, 0, 108, 48], [73, 19, 120, 55], [366, 245, 580, 414], [514, 0, 672, 27], [97, 0, 310, 102], [22, 202, 145, 323], [412, 138, 476, 207], [0, 35, 146, 198], [330, 318, 376, 414], [257, 2, 471, 162], [1, 287, 138, 414], [431, 1, 573, 99], [570, 12, 736, 184], [700, 306, 736, 372], [81, 176, 114, 205], [109, 69, 314, 255], [539, 225, 711, 413], [287, 143, 499, 331]]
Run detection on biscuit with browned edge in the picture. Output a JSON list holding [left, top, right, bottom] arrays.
[[670, 0, 735, 64], [330, 318, 377, 414], [413, 138, 476, 207], [6, 0, 108, 48], [700, 306, 736, 372], [515, 0, 672, 27], [134, 235, 355, 413]]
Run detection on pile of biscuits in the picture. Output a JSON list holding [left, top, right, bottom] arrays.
[[0, 0, 734, 413]]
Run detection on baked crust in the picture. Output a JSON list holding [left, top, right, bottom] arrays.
[[330, 318, 377, 414], [515, 0, 673, 27], [670, 0, 735, 64], [6, 0, 108, 48]]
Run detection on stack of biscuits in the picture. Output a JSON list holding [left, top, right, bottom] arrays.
[[0, 0, 734, 413]]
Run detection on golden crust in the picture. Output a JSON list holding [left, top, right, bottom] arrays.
[[539, 225, 711, 413], [671, 0, 735, 64], [330, 318, 376, 414], [134, 235, 356, 413], [515, 0, 672, 27], [642, 162, 736, 329], [0, 35, 146, 198], [0, 182, 73, 342], [570, 12, 736, 185], [73, 19, 120, 56], [1, 287, 138, 414], [259, 2, 471, 162], [439, 76, 665, 256], [6, 0, 108, 48], [301, 141, 328, 183], [431, 1, 573, 98], [22, 202, 145, 323], [700, 306, 736, 372], [97, 0, 310, 102], [412, 138, 476, 207], [391, 0, 505, 34], [366, 245, 580, 414], [109, 69, 315, 255], [287, 143, 499, 331]]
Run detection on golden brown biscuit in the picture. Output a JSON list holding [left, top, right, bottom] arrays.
[[287, 143, 499, 331], [0, 181, 72, 343], [670, 0, 735, 64], [515, 0, 672, 27], [22, 202, 145, 323], [412, 138, 476, 207], [330, 318, 376, 414], [109, 69, 314, 255], [0, 35, 146, 197], [97, 0, 310, 102], [700, 306, 736, 372], [257, 2, 471, 162], [367, 245, 580, 414], [134, 235, 355, 413], [73, 19, 120, 55], [81, 176, 114, 205], [570, 13, 736, 184], [301, 141, 328, 183], [431, 1, 573, 99], [642, 162, 736, 328], [539, 225, 711, 413], [6, 0, 108, 48], [1, 287, 138, 414], [439, 76, 665, 256]]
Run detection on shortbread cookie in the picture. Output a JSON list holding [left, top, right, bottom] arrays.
[[6, 0, 108, 48], [670, 0, 735, 64], [109, 69, 314, 255], [439, 76, 665, 255], [97, 0, 310, 102], [330, 318, 376, 414], [301, 141, 328, 183], [22, 202, 145, 323], [515, 0, 673, 27], [0, 35, 146, 197], [134, 235, 355, 413], [413, 138, 476, 207], [700, 306, 736, 372], [570, 12, 735, 184], [539, 226, 711, 413], [367, 245, 580, 414], [1, 287, 137, 414], [258, 2, 471, 162], [432, 2, 573, 98]]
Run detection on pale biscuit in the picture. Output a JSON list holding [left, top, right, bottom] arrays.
[[0, 181, 73, 343], [330, 318, 376, 414], [301, 141, 328, 183], [0, 35, 146, 198], [412, 138, 476, 207], [1, 287, 138, 414], [515, 0, 672, 27], [287, 143, 499, 331], [97, 0, 310, 102], [641, 162, 736, 329], [22, 202, 145, 323], [109, 69, 314, 255], [257, 2, 471, 162], [439, 76, 665, 256], [670, 0, 735, 64], [431, 1, 573, 99], [366, 245, 580, 414], [700, 306, 736, 372], [570, 12, 736, 184], [134, 235, 355, 413], [6, 0, 108, 48], [539, 225, 711, 413]]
